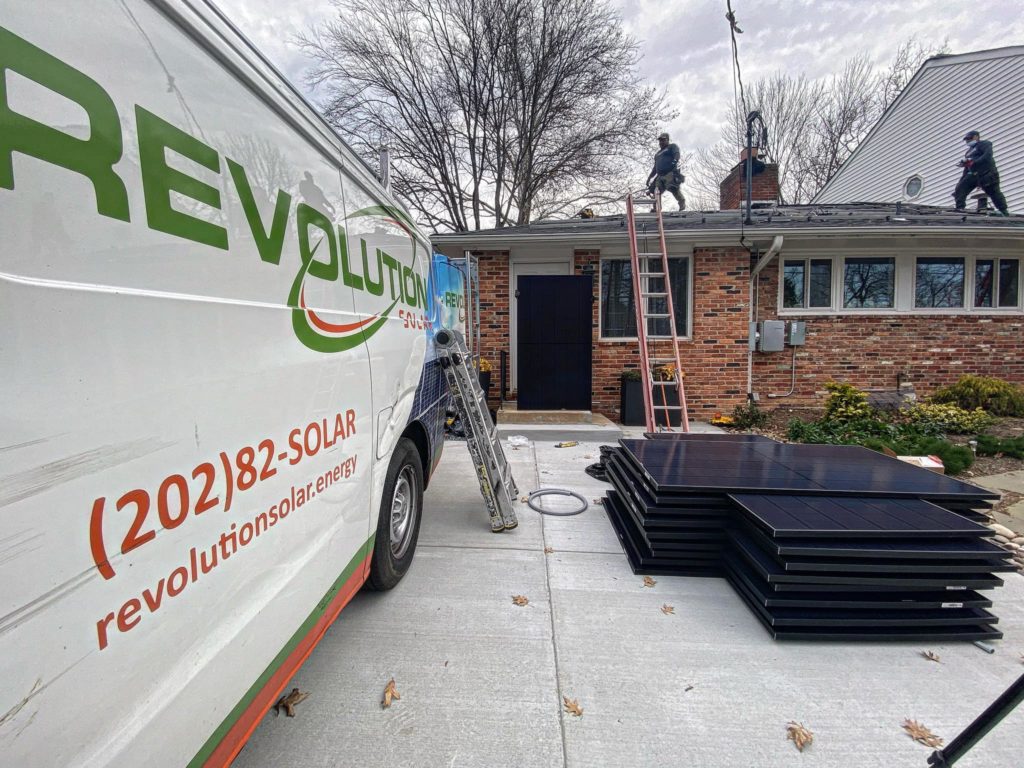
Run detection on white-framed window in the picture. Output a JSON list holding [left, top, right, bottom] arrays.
[[783, 258, 832, 309], [843, 257, 896, 309], [903, 174, 924, 199], [778, 253, 1022, 315], [974, 258, 1020, 308], [600, 256, 691, 339], [915, 257, 964, 309]]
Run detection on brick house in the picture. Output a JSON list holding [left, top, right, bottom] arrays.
[[432, 161, 1024, 422]]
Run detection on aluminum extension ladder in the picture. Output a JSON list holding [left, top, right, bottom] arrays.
[[434, 329, 519, 532], [625, 192, 690, 432]]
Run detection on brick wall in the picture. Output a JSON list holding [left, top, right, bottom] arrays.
[[465, 242, 1024, 420], [577, 247, 751, 421], [476, 250, 510, 408], [720, 161, 780, 209], [752, 257, 1024, 404]]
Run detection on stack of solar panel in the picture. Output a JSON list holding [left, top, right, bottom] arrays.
[[727, 494, 1012, 640], [604, 434, 774, 577], [602, 435, 1012, 641]]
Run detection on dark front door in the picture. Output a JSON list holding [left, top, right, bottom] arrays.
[[517, 275, 592, 410]]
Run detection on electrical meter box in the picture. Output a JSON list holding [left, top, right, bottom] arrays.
[[756, 320, 786, 352], [786, 321, 807, 346]]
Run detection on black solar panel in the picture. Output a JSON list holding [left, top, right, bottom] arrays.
[[604, 491, 723, 577], [742, 527, 1008, 560], [731, 530, 1004, 588], [730, 494, 990, 538], [724, 556, 994, 610], [644, 433, 778, 442], [729, 576, 1001, 639], [619, 439, 999, 500]]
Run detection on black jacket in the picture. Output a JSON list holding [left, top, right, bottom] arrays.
[[963, 139, 997, 177], [650, 143, 681, 177]]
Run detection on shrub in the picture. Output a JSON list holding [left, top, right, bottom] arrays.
[[786, 416, 975, 474], [731, 402, 769, 430], [822, 381, 872, 423], [905, 403, 995, 435], [620, 369, 641, 381], [975, 434, 1024, 460], [931, 375, 1024, 417]]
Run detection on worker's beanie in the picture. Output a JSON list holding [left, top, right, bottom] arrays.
[[963, 130, 980, 140]]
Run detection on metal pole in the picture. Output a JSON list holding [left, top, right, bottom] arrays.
[[745, 119, 754, 225], [928, 672, 1024, 767]]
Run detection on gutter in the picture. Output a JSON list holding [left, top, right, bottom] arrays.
[[747, 235, 784, 401]]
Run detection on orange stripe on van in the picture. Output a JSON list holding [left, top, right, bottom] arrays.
[[195, 547, 372, 768]]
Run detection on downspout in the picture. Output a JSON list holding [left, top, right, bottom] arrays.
[[747, 235, 784, 401]]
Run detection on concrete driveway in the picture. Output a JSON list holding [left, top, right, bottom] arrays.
[[235, 440, 1024, 768]]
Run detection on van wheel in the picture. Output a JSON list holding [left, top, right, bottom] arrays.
[[367, 438, 424, 590]]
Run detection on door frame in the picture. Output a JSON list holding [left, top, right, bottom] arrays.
[[509, 252, 574, 391]]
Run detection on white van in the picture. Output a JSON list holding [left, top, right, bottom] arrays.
[[0, 2, 451, 765]]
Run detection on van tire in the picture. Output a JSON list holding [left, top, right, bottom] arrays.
[[367, 438, 424, 591]]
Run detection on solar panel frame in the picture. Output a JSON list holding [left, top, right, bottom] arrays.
[[739, 522, 1009, 560], [604, 491, 723, 577], [724, 556, 994, 610], [731, 530, 1005, 588], [727, 577, 998, 627]]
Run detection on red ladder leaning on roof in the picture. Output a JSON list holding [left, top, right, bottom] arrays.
[[624, 193, 690, 432]]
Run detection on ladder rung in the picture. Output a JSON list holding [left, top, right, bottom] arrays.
[[653, 405, 684, 410], [641, 292, 667, 297], [649, 356, 676, 362], [644, 313, 670, 319], [647, 335, 676, 339], [638, 251, 663, 256], [638, 272, 665, 278], [651, 380, 675, 386]]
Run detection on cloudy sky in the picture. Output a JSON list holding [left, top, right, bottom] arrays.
[[218, 0, 1024, 160]]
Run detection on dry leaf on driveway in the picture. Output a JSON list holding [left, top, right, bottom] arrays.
[[544, 546, 554, 554], [921, 651, 941, 663], [661, 604, 675, 615], [382, 678, 401, 709], [563, 696, 583, 717], [642, 576, 657, 588], [512, 595, 529, 606], [273, 688, 309, 717], [786, 722, 813, 752], [902, 719, 943, 748]]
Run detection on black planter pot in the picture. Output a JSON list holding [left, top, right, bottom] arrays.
[[620, 378, 682, 427], [479, 370, 492, 401]]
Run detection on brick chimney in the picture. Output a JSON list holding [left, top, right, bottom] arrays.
[[719, 148, 780, 209]]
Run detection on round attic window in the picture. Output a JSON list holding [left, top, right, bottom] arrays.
[[903, 175, 924, 199]]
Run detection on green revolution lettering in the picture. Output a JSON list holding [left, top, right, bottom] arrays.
[[0, 24, 429, 353]]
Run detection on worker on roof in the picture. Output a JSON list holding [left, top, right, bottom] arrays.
[[647, 132, 685, 211], [953, 131, 1009, 216]]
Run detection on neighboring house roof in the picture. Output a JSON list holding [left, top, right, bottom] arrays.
[[813, 46, 1024, 212], [432, 203, 1024, 248]]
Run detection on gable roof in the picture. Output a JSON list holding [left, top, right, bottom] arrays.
[[813, 46, 1024, 211]]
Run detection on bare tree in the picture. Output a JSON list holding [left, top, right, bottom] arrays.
[[301, 0, 668, 231], [691, 36, 951, 209], [879, 35, 951, 110], [691, 73, 823, 206]]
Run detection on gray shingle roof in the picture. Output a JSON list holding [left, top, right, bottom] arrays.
[[432, 202, 1024, 245]]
